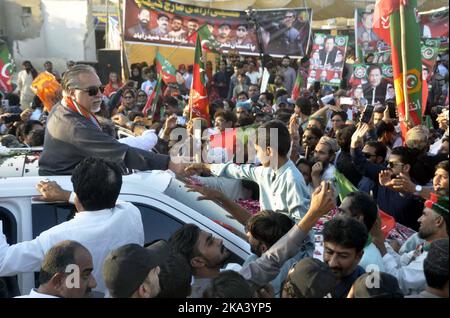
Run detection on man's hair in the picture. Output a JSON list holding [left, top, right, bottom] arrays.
[[423, 238, 449, 290], [246, 211, 294, 248], [365, 140, 387, 160], [127, 111, 144, 122], [390, 146, 415, 166], [214, 110, 237, 124], [435, 160, 448, 172], [188, 18, 198, 23], [203, 271, 254, 298], [218, 23, 231, 29], [255, 120, 291, 157], [323, 217, 368, 253], [156, 253, 192, 298], [27, 129, 44, 147], [71, 157, 123, 211], [331, 110, 348, 123], [260, 92, 274, 104], [305, 126, 323, 139], [168, 224, 201, 263], [295, 97, 312, 116], [62, 64, 97, 91], [375, 121, 395, 139], [237, 23, 247, 30], [344, 192, 378, 231], [157, 14, 169, 20], [172, 15, 183, 22], [282, 55, 290, 61], [16, 120, 43, 140], [39, 240, 87, 285], [374, 106, 386, 114], [237, 91, 249, 99], [336, 125, 355, 152], [368, 64, 382, 75], [274, 88, 288, 99], [163, 96, 179, 109]]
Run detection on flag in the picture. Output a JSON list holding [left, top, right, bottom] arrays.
[[30, 72, 62, 112], [0, 41, 14, 93], [291, 70, 303, 101], [142, 76, 162, 117], [189, 35, 210, 125], [334, 170, 358, 202], [196, 25, 222, 54], [155, 52, 177, 85], [374, 0, 423, 140]]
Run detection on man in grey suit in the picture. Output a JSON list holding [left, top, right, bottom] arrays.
[[150, 14, 170, 37], [38, 64, 183, 176]]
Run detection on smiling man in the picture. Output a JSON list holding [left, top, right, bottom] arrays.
[[38, 64, 181, 176]]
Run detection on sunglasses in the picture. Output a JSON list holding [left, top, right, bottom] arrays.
[[362, 152, 376, 159], [387, 161, 404, 168], [73, 86, 104, 96]]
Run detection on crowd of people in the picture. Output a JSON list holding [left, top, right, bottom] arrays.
[[0, 45, 449, 299]]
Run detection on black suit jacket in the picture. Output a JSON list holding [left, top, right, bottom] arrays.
[[362, 80, 388, 104], [318, 48, 338, 67], [39, 103, 169, 175]]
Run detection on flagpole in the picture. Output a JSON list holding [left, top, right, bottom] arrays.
[[399, 2, 410, 124]]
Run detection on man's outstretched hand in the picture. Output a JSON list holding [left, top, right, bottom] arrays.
[[34, 180, 71, 202]]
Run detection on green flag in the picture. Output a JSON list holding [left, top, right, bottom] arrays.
[[0, 41, 14, 93], [334, 170, 358, 202], [197, 25, 222, 54], [156, 52, 177, 84]]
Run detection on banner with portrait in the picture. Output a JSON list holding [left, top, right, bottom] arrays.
[[123, 0, 312, 57], [355, 9, 389, 61], [306, 33, 348, 88], [419, 7, 449, 44], [349, 41, 439, 105]]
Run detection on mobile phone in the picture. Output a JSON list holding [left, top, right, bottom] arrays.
[[361, 105, 374, 123], [177, 116, 186, 126], [339, 97, 354, 106]]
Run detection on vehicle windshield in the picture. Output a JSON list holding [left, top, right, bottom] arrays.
[[163, 176, 247, 240]]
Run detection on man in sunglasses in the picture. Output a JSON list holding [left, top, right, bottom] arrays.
[[351, 124, 425, 231], [39, 64, 183, 176]]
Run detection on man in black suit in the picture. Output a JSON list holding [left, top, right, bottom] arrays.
[[363, 65, 388, 105], [127, 7, 152, 38], [319, 37, 339, 67]]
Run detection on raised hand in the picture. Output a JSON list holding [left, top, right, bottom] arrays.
[[379, 170, 395, 188]]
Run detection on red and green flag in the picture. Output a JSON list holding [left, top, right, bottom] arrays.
[[189, 35, 210, 126], [0, 41, 14, 93], [155, 52, 177, 85], [197, 25, 222, 54], [142, 76, 162, 117], [291, 70, 303, 101], [373, 0, 423, 140]]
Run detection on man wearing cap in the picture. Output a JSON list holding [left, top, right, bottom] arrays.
[[372, 194, 449, 295], [407, 238, 449, 298], [348, 272, 404, 298], [234, 101, 253, 125], [281, 258, 336, 298], [103, 241, 169, 298]]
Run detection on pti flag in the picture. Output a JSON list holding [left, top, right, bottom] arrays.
[[189, 35, 210, 125], [142, 76, 162, 117], [155, 52, 177, 84], [291, 70, 303, 101], [0, 41, 14, 93], [373, 0, 423, 139], [197, 24, 222, 54]]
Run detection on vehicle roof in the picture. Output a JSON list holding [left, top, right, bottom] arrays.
[[0, 170, 172, 197]]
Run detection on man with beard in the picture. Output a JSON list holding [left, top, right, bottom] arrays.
[[372, 194, 449, 295], [217, 23, 234, 45], [38, 64, 180, 176], [127, 7, 152, 37], [16, 241, 97, 298], [151, 14, 170, 37], [301, 126, 323, 161], [167, 15, 186, 40], [322, 217, 368, 298], [311, 136, 338, 189], [169, 180, 336, 298]]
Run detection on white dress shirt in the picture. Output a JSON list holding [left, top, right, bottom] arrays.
[[118, 129, 158, 151], [0, 201, 144, 294], [15, 288, 59, 298]]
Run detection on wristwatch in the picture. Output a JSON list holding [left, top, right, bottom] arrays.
[[415, 184, 423, 194]]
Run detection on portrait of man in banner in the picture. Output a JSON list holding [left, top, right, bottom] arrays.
[[318, 37, 339, 67], [167, 15, 187, 40], [151, 14, 170, 37], [363, 64, 389, 105], [232, 24, 253, 47], [127, 7, 152, 38]]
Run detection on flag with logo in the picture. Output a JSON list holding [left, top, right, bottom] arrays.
[[291, 70, 303, 101], [373, 0, 423, 140], [155, 52, 177, 85], [0, 41, 14, 93], [189, 35, 210, 126], [334, 170, 358, 202], [142, 76, 162, 117], [196, 25, 222, 54]]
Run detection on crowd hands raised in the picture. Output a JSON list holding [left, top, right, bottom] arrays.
[[0, 49, 449, 299]]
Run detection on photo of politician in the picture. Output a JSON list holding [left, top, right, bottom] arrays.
[[363, 65, 389, 105]]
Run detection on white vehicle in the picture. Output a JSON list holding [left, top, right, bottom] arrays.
[[0, 171, 250, 297]]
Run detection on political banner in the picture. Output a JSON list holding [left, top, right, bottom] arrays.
[[123, 0, 312, 57], [419, 7, 449, 43], [355, 9, 390, 61], [350, 64, 394, 105], [307, 33, 348, 88]]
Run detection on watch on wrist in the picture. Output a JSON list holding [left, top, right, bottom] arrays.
[[415, 184, 422, 194]]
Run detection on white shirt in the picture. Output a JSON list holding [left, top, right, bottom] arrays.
[[15, 288, 59, 298], [0, 201, 144, 294], [118, 129, 158, 151], [246, 71, 261, 85]]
